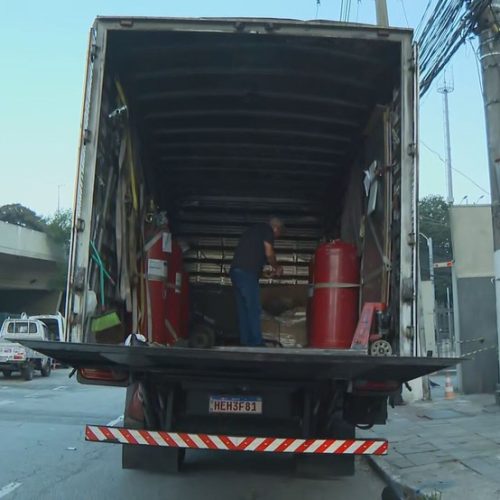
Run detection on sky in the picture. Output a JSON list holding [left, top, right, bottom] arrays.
[[0, 0, 491, 216]]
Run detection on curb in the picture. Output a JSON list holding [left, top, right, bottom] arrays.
[[365, 456, 441, 500]]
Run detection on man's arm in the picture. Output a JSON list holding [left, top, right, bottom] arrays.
[[264, 241, 283, 276]]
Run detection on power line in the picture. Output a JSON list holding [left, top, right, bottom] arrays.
[[415, 0, 435, 39], [421, 140, 490, 195], [417, 0, 490, 96], [399, 0, 410, 28]]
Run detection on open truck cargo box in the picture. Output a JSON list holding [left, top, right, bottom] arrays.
[[67, 16, 418, 357]]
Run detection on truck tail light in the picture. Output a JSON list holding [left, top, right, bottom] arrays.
[[14, 353, 25, 360], [79, 368, 128, 383], [353, 380, 400, 393]]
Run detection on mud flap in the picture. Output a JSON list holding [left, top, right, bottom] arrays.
[[122, 445, 185, 473]]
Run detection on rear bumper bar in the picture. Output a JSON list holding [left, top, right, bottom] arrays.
[[85, 425, 388, 455]]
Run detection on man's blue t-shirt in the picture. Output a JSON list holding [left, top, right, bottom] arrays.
[[231, 223, 274, 278]]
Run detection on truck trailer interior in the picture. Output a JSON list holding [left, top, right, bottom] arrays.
[[79, 21, 407, 350]]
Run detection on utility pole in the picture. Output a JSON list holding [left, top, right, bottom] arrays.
[[375, 0, 389, 27], [438, 75, 455, 204], [477, 0, 500, 403]]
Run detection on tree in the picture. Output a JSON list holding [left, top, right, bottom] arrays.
[[418, 195, 452, 304], [0, 203, 47, 232], [44, 210, 73, 290], [44, 209, 72, 256]]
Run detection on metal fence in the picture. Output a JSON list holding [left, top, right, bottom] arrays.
[[435, 305, 456, 357]]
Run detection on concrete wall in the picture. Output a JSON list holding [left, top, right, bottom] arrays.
[[450, 206, 498, 393], [0, 222, 66, 315], [450, 207, 494, 279]]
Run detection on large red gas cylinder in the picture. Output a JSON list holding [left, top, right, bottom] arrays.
[[163, 241, 184, 343], [179, 272, 190, 339], [310, 241, 360, 349]]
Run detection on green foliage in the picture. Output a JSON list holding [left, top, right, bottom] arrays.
[[0, 203, 47, 232], [419, 195, 452, 305], [44, 209, 72, 256]]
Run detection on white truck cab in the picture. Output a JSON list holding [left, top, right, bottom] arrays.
[[0, 315, 52, 380], [30, 313, 65, 342]]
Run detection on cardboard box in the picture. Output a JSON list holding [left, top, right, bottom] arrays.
[[261, 316, 280, 344], [261, 307, 309, 347], [278, 317, 308, 348]]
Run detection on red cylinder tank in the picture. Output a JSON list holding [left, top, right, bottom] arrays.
[[164, 241, 184, 343], [309, 241, 360, 349], [142, 214, 189, 345]]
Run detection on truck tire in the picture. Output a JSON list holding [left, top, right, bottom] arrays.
[[122, 444, 185, 473], [40, 359, 52, 377], [295, 417, 355, 477], [2, 370, 12, 378], [21, 363, 34, 381], [294, 453, 355, 477]]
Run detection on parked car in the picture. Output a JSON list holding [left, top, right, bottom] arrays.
[[0, 316, 52, 380]]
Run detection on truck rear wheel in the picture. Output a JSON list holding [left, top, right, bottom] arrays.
[[40, 359, 52, 377], [294, 453, 355, 477], [21, 364, 34, 381], [2, 370, 12, 378], [295, 415, 355, 477], [122, 445, 185, 473]]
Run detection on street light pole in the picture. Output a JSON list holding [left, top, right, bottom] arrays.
[[420, 233, 434, 282], [57, 184, 64, 213], [477, 0, 500, 403]]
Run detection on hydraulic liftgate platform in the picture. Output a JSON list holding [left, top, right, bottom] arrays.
[[19, 340, 460, 383]]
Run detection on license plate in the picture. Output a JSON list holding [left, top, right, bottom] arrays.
[[209, 396, 262, 415]]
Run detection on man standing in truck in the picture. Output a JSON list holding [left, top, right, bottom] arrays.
[[230, 217, 284, 346]]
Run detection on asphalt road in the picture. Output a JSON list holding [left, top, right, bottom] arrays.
[[0, 369, 386, 500]]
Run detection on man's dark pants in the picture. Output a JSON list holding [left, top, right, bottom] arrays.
[[230, 268, 263, 346]]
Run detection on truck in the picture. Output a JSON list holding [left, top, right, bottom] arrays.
[[0, 316, 52, 380], [24, 16, 459, 475]]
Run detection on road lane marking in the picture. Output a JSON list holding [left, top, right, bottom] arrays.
[[52, 386, 67, 391], [107, 415, 124, 427], [0, 401, 14, 406], [0, 482, 21, 498], [24, 391, 46, 399]]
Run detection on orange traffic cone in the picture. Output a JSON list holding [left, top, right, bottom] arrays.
[[444, 371, 455, 400]]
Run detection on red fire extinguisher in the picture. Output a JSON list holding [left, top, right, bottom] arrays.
[[142, 211, 170, 344]]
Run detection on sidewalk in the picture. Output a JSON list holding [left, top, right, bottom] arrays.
[[361, 374, 500, 499]]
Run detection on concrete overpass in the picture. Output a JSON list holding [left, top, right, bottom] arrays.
[[0, 221, 66, 314]]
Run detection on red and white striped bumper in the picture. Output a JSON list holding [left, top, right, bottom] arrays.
[[85, 425, 388, 455]]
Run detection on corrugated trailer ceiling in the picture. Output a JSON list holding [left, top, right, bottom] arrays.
[[108, 29, 400, 206]]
